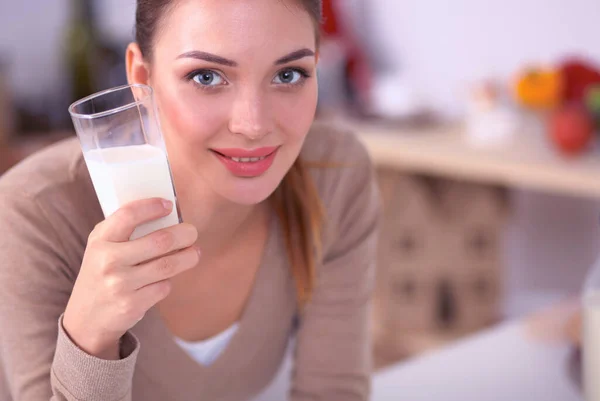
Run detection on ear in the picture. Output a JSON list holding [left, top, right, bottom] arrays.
[[126, 42, 150, 85]]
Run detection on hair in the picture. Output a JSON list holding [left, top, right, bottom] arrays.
[[135, 0, 325, 307]]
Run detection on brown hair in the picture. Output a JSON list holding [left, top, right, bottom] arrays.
[[135, 0, 324, 306]]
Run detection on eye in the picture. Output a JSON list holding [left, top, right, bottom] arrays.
[[191, 70, 225, 87], [273, 68, 308, 85]]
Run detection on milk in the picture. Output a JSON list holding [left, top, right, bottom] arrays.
[[84, 144, 180, 240], [584, 292, 600, 401]]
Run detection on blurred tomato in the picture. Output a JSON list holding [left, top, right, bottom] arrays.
[[549, 105, 594, 155], [559, 59, 600, 103]]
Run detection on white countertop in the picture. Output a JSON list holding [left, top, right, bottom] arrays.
[[372, 302, 582, 401], [348, 121, 600, 199]]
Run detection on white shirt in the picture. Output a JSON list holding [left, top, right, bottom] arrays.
[[175, 325, 295, 400], [174, 323, 240, 366]]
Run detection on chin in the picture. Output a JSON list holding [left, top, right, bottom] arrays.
[[216, 172, 284, 206]]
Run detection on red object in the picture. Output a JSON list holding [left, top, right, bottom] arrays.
[[559, 58, 600, 103], [321, 0, 340, 36], [211, 147, 279, 177], [321, 0, 372, 105], [549, 105, 594, 155]]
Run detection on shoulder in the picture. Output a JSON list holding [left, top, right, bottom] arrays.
[[0, 137, 87, 200], [301, 120, 376, 205], [0, 138, 101, 266], [301, 121, 380, 253], [301, 120, 371, 166]]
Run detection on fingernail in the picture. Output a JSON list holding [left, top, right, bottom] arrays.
[[162, 199, 173, 210]]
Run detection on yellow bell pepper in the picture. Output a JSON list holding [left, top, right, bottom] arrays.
[[514, 67, 563, 110]]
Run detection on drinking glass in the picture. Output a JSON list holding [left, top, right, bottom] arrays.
[[69, 83, 181, 240]]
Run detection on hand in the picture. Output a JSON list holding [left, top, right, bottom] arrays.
[[63, 198, 199, 360]]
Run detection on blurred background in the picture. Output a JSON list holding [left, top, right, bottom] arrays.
[[1, 0, 600, 374]]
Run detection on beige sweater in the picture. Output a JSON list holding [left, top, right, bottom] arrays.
[[0, 123, 380, 401]]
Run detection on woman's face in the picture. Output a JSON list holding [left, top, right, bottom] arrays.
[[143, 0, 318, 205]]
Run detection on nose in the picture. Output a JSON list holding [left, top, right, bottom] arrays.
[[228, 89, 271, 141]]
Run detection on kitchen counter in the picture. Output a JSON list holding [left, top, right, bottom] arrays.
[[350, 122, 600, 199], [372, 300, 582, 401]]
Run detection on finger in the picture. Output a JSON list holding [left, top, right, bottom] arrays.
[[97, 198, 173, 242], [134, 278, 174, 314], [113, 223, 198, 266], [130, 246, 200, 290]]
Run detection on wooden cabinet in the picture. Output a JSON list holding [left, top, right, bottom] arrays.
[[373, 168, 508, 365]]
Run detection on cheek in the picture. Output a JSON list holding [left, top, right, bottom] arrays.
[[155, 84, 226, 147], [272, 85, 318, 142]]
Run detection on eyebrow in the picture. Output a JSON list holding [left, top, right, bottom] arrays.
[[274, 48, 315, 65], [176, 48, 316, 67], [176, 51, 238, 67]]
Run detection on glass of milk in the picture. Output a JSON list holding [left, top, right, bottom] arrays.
[[69, 84, 181, 240], [583, 259, 600, 401]]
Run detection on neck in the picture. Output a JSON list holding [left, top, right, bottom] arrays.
[[174, 174, 268, 259]]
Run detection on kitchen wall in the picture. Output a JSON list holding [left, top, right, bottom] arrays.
[[367, 0, 600, 116], [0, 0, 70, 100]]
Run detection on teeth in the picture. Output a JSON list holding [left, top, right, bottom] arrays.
[[229, 156, 266, 163]]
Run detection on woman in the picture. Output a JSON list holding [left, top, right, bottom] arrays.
[[0, 0, 379, 400]]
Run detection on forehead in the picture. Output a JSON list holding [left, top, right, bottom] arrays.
[[155, 0, 316, 61]]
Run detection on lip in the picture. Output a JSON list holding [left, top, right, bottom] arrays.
[[211, 146, 278, 158], [211, 147, 279, 178]]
